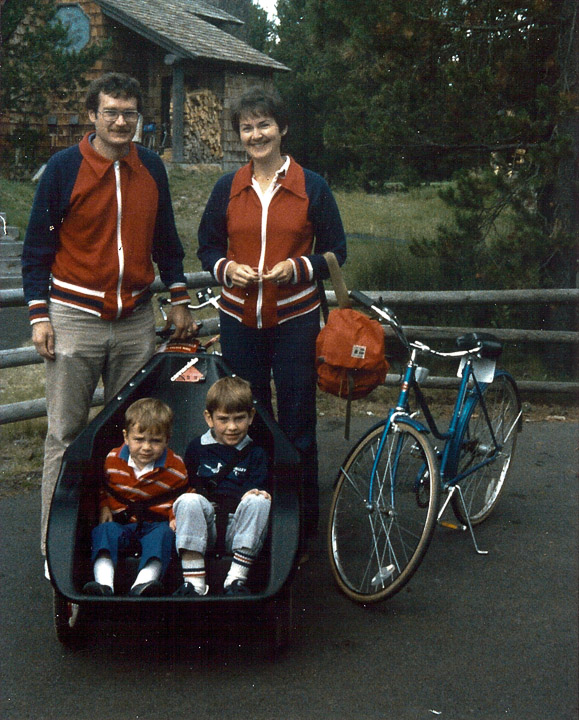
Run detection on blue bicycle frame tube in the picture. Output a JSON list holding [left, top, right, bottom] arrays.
[[438, 359, 474, 482], [367, 360, 426, 505]]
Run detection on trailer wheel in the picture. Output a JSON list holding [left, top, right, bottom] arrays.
[[53, 590, 84, 648]]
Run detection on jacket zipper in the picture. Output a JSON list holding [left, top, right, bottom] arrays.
[[114, 161, 124, 319]]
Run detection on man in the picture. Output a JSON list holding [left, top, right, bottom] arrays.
[[21, 73, 196, 562]]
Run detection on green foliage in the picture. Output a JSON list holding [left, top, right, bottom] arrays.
[[1, 0, 107, 118], [271, 0, 577, 291]]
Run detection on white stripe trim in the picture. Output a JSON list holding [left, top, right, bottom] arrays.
[[277, 303, 321, 325], [131, 287, 149, 298], [276, 284, 317, 306], [52, 277, 105, 298], [49, 298, 102, 317], [221, 287, 245, 305], [302, 256, 314, 281]]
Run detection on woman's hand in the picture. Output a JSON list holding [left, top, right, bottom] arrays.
[[262, 260, 294, 286], [226, 261, 260, 288]]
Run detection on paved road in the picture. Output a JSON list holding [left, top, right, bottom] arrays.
[[1, 418, 577, 720]]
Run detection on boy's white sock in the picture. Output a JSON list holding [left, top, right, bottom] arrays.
[[94, 552, 115, 590], [224, 548, 255, 589], [132, 558, 162, 589], [181, 550, 207, 595]]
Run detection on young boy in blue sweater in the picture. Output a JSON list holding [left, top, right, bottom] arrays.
[[172, 376, 271, 596]]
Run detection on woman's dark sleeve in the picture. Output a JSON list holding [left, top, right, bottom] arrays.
[[303, 170, 347, 280], [196, 174, 234, 278]]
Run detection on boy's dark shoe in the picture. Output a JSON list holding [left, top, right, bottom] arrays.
[[129, 580, 163, 597], [83, 581, 113, 596], [224, 579, 251, 596], [173, 582, 204, 597]]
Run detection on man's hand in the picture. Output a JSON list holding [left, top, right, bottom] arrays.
[[32, 321, 55, 360], [164, 304, 198, 340]]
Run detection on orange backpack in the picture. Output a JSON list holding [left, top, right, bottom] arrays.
[[316, 308, 389, 400]]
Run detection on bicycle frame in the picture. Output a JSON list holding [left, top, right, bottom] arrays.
[[366, 332, 521, 555]]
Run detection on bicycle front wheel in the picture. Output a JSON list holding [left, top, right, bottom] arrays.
[[451, 371, 521, 526], [328, 420, 440, 603]]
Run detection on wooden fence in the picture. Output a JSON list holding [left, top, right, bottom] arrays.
[[1, 274, 577, 425]]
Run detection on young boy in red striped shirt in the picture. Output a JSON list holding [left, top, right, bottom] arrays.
[[83, 398, 189, 597]]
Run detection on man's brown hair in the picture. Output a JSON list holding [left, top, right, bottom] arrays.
[[85, 72, 142, 113]]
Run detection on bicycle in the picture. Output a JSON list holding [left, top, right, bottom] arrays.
[[328, 290, 523, 604]]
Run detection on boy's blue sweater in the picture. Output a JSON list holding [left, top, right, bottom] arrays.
[[184, 430, 268, 504]]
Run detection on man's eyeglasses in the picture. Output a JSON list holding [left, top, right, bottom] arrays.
[[97, 109, 140, 122]]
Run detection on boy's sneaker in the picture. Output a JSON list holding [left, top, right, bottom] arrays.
[[129, 580, 163, 597], [83, 581, 113, 596], [224, 579, 251, 596], [172, 582, 208, 597]]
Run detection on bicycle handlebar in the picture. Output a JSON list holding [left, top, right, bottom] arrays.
[[349, 290, 484, 360]]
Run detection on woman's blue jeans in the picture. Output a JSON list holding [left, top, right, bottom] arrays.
[[219, 309, 321, 534]]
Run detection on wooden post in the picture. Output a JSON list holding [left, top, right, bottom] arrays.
[[172, 62, 185, 163]]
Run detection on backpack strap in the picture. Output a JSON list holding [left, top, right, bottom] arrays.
[[323, 252, 355, 438], [323, 251, 352, 309], [317, 280, 330, 324]]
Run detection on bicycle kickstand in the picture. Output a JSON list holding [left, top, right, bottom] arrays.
[[438, 486, 489, 555]]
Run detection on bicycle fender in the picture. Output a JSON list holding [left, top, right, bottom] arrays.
[[388, 411, 430, 435]]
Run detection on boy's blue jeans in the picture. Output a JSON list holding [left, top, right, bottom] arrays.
[[91, 521, 174, 575], [219, 309, 320, 533]]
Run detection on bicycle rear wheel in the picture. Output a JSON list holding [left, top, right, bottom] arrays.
[[328, 420, 440, 603], [451, 371, 521, 526]]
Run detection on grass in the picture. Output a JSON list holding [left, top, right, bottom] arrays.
[[334, 184, 454, 240], [0, 175, 37, 230]]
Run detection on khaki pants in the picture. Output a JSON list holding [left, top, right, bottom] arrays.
[[40, 302, 156, 555]]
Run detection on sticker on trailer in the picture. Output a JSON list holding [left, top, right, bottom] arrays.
[[171, 358, 205, 383]]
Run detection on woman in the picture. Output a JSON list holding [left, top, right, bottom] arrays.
[[197, 87, 346, 537]]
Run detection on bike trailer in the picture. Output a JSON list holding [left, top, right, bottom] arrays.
[[46, 348, 302, 652]]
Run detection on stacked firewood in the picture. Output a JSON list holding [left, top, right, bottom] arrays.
[[182, 88, 223, 163]]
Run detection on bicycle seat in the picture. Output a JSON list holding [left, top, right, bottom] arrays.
[[456, 332, 503, 359]]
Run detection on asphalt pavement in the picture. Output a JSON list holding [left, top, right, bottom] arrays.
[[1, 417, 577, 720]]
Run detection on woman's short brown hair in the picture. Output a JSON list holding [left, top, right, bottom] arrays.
[[124, 398, 173, 438], [230, 86, 288, 136], [205, 376, 254, 416]]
